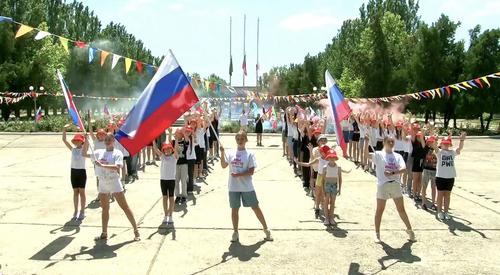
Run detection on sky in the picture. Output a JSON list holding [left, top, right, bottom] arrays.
[[80, 0, 500, 86]]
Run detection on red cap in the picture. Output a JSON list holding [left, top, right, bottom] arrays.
[[162, 143, 173, 151], [71, 134, 85, 143], [319, 145, 331, 155], [441, 137, 452, 145], [426, 136, 436, 144], [325, 150, 338, 160], [312, 128, 322, 135]]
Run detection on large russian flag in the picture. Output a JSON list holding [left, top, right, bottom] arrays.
[[115, 50, 199, 155], [57, 70, 85, 131], [325, 70, 352, 157]]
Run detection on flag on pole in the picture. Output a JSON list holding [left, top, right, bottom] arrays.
[[57, 70, 85, 131], [242, 54, 247, 76], [115, 50, 199, 155], [35, 106, 43, 123], [229, 56, 234, 76], [103, 104, 110, 116], [325, 70, 352, 157]]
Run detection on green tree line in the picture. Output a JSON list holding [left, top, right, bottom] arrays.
[[262, 0, 499, 131]]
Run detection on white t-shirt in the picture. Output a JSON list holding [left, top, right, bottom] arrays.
[[372, 150, 406, 185], [195, 128, 206, 148], [71, 148, 86, 169], [359, 125, 367, 138], [93, 149, 123, 182], [94, 140, 105, 150], [186, 140, 196, 160], [370, 127, 378, 147], [291, 124, 299, 140], [160, 154, 177, 180], [436, 149, 457, 178], [394, 138, 406, 151], [323, 164, 340, 178], [404, 136, 413, 153], [286, 121, 294, 137], [227, 149, 256, 192], [317, 158, 329, 174], [240, 113, 248, 126], [311, 148, 320, 172]]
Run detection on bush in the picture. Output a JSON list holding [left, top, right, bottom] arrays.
[[0, 115, 109, 132]]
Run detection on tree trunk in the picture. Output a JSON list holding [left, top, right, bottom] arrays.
[[443, 110, 449, 129], [479, 115, 485, 133], [424, 110, 429, 123], [485, 112, 493, 132], [432, 111, 436, 122], [453, 113, 457, 129], [14, 108, 20, 118]]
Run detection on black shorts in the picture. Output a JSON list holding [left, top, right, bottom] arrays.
[[435, 177, 455, 191], [375, 141, 383, 151], [352, 133, 360, 142], [160, 179, 175, 197], [195, 145, 204, 163], [70, 169, 87, 189], [412, 157, 424, 173], [312, 171, 318, 179]]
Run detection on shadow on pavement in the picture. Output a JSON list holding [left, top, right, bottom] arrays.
[[49, 219, 82, 236], [86, 199, 101, 210], [442, 216, 488, 238], [375, 241, 420, 272], [63, 239, 136, 261], [326, 225, 348, 238], [348, 262, 366, 275], [147, 224, 176, 241], [30, 235, 75, 261], [174, 202, 189, 218]]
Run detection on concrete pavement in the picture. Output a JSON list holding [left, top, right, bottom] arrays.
[[0, 133, 499, 274]]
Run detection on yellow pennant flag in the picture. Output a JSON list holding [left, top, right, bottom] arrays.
[[481, 77, 491, 87], [450, 85, 460, 92], [15, 24, 34, 38], [124, 58, 132, 74], [100, 51, 110, 66], [461, 81, 472, 89], [59, 37, 69, 53]]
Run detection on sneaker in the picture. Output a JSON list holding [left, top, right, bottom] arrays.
[[77, 213, 85, 221], [264, 229, 273, 241], [431, 204, 437, 211], [181, 197, 187, 204], [167, 216, 174, 224], [231, 231, 239, 242], [374, 232, 382, 243], [444, 213, 451, 220], [162, 216, 169, 224], [323, 218, 330, 226], [330, 218, 337, 226], [421, 204, 428, 211], [175, 197, 181, 204], [406, 229, 416, 242], [437, 212, 445, 220]]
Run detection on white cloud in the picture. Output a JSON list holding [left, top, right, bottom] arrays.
[[167, 3, 185, 12], [122, 0, 156, 12], [279, 11, 340, 32]]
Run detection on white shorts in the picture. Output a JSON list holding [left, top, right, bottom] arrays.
[[377, 181, 402, 200], [98, 178, 124, 194]]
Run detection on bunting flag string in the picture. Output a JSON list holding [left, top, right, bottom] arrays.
[[1, 16, 158, 76]]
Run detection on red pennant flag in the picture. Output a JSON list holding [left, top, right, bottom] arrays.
[[475, 78, 484, 89], [136, 61, 143, 74], [74, 41, 86, 48], [445, 86, 452, 97]]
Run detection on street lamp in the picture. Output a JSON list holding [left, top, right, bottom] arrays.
[[29, 85, 44, 118]]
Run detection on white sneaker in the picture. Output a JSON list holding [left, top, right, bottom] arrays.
[[374, 232, 382, 243], [264, 229, 273, 241], [231, 231, 239, 242], [323, 218, 330, 226], [162, 216, 169, 224], [167, 216, 174, 224], [437, 212, 445, 220], [406, 229, 416, 242], [444, 213, 451, 220]]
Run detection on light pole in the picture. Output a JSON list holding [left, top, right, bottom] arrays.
[[29, 85, 44, 118]]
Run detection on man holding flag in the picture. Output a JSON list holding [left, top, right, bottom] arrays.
[[325, 71, 352, 157]]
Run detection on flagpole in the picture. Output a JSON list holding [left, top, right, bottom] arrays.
[[256, 17, 259, 91], [243, 14, 246, 87], [229, 16, 232, 122]]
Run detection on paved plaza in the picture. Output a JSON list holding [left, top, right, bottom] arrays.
[[0, 133, 499, 275]]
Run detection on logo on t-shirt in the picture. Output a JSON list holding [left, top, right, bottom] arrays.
[[441, 155, 454, 167], [231, 154, 244, 168], [384, 155, 398, 171]]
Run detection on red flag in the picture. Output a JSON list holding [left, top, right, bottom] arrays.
[[136, 61, 143, 74]]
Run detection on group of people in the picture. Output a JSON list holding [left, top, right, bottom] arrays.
[[281, 105, 467, 243], [62, 102, 223, 241]]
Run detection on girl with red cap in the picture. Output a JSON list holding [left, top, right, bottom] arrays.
[[320, 150, 343, 226], [436, 132, 466, 220], [153, 132, 179, 224], [62, 124, 88, 221], [421, 136, 438, 210], [184, 125, 197, 202]]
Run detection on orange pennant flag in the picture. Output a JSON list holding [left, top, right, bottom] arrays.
[[100, 51, 110, 66], [15, 24, 34, 38]]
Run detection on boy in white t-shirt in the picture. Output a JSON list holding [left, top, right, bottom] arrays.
[[239, 109, 248, 131], [435, 133, 466, 220], [372, 136, 416, 243], [219, 130, 273, 243]]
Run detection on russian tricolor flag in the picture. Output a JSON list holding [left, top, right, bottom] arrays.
[[115, 50, 199, 155], [325, 70, 352, 157], [57, 70, 85, 131]]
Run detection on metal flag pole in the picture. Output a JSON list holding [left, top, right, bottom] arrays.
[[229, 16, 232, 122], [256, 17, 259, 91], [243, 14, 246, 87]]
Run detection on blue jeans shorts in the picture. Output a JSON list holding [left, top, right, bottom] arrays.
[[229, 191, 259, 208]]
